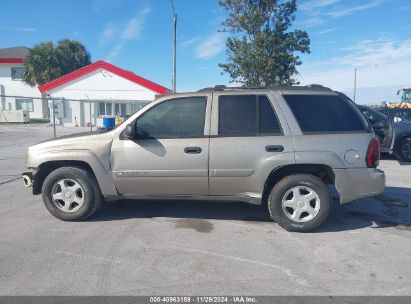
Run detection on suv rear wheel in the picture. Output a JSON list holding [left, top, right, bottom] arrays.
[[268, 174, 331, 232], [396, 137, 411, 162], [42, 166, 102, 221]]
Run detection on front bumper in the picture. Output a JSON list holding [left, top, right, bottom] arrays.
[[334, 167, 385, 204]]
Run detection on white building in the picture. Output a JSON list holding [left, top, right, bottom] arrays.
[[0, 46, 47, 119], [39, 60, 169, 127], [0, 46, 169, 126]]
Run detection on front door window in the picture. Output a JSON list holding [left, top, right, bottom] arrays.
[[136, 97, 207, 139]]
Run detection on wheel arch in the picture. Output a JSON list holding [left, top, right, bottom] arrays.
[[261, 164, 335, 206], [33, 161, 94, 195]]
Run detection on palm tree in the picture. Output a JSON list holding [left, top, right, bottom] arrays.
[[23, 39, 91, 87]]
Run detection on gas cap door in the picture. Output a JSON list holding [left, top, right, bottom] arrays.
[[344, 149, 361, 164]]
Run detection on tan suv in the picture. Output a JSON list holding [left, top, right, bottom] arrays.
[[23, 85, 385, 232]]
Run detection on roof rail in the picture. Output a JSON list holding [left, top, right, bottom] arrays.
[[197, 84, 332, 92]]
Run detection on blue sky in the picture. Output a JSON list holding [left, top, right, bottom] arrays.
[[1, 0, 410, 103]]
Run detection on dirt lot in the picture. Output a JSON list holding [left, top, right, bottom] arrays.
[[0, 124, 410, 295]]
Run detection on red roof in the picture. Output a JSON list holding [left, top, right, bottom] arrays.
[[0, 58, 24, 64], [38, 60, 169, 95]]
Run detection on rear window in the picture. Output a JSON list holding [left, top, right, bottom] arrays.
[[283, 94, 367, 133]]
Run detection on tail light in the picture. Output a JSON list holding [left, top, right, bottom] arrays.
[[366, 138, 380, 168]]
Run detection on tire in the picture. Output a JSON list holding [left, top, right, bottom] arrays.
[[267, 174, 331, 232], [41, 166, 102, 221], [396, 137, 411, 162]]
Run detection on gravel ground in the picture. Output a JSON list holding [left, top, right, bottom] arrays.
[[0, 124, 410, 296]]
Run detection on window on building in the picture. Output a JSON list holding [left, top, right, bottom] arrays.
[[98, 102, 114, 116], [218, 95, 282, 136], [136, 97, 207, 138], [131, 102, 146, 114], [283, 94, 367, 134], [11, 67, 26, 80], [15, 99, 34, 112], [114, 103, 127, 116]]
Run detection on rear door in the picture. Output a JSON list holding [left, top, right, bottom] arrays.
[[208, 92, 295, 199]]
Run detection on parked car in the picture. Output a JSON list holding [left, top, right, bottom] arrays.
[[357, 105, 411, 162], [22, 85, 385, 232]]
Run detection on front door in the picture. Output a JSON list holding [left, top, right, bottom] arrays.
[[111, 95, 211, 196]]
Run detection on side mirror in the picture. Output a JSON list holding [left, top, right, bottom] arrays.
[[371, 120, 386, 129], [123, 124, 135, 139]]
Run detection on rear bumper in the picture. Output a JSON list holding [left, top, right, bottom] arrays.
[[334, 167, 385, 204]]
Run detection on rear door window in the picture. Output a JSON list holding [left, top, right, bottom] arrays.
[[259, 95, 282, 134], [218, 95, 282, 136], [283, 94, 367, 133]]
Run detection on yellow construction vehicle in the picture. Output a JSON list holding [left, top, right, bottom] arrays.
[[396, 88, 411, 108]]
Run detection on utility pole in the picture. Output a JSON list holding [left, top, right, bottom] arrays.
[[353, 67, 357, 103], [170, 0, 177, 93]]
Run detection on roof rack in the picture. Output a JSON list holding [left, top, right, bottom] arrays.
[[197, 84, 332, 92]]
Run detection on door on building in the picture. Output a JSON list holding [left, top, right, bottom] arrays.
[[111, 94, 211, 196]]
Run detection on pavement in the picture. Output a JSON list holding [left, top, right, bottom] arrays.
[[0, 124, 411, 296]]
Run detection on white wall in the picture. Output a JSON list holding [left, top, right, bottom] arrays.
[[47, 68, 157, 127], [47, 69, 158, 100], [0, 64, 44, 119]]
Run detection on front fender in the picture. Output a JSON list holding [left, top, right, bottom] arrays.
[[28, 149, 118, 196]]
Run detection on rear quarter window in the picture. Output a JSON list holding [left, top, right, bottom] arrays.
[[283, 94, 367, 134]]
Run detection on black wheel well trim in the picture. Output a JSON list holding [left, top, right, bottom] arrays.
[[33, 160, 97, 195], [261, 164, 335, 206]]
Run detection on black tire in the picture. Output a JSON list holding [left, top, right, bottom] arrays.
[[396, 137, 411, 162], [268, 174, 331, 232], [41, 166, 102, 221]]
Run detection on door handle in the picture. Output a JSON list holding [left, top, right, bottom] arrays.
[[184, 147, 202, 154], [265, 145, 284, 152]]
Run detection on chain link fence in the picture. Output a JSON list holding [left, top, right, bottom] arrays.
[[0, 94, 149, 184], [0, 94, 148, 138]]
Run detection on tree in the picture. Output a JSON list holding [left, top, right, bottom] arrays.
[[23, 39, 91, 87], [219, 0, 310, 87]]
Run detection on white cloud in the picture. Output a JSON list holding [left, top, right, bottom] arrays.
[[334, 39, 411, 67], [298, 0, 383, 28], [300, 0, 339, 11], [298, 38, 411, 103], [296, 17, 326, 28], [122, 7, 151, 40], [103, 6, 151, 61], [195, 32, 226, 60], [179, 37, 201, 49], [99, 22, 118, 45], [0, 26, 35, 32], [326, 0, 382, 18], [317, 27, 337, 34]]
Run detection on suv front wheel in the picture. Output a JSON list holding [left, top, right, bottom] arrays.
[[42, 166, 102, 221], [268, 174, 331, 232]]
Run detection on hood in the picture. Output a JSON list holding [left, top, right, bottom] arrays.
[[29, 130, 115, 154]]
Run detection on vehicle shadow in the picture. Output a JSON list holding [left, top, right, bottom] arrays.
[[317, 186, 411, 232], [90, 187, 411, 233], [380, 153, 411, 166], [91, 198, 272, 223]]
